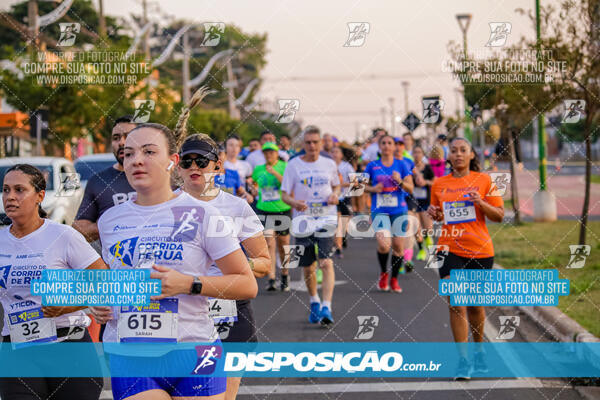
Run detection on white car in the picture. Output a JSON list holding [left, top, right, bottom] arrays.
[[0, 157, 84, 225], [73, 153, 116, 189]]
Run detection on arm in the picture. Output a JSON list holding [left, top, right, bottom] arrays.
[[72, 220, 99, 242], [467, 191, 504, 223], [150, 248, 258, 300], [241, 233, 271, 278], [282, 190, 307, 211], [42, 258, 108, 317], [401, 174, 414, 195]]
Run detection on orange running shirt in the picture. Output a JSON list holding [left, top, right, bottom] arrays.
[[430, 171, 503, 258]]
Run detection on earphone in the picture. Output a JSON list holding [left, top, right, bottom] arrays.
[[166, 161, 175, 171]]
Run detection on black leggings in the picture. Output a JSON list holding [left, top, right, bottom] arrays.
[[0, 330, 103, 400]]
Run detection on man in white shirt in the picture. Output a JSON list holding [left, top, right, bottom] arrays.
[[361, 128, 387, 163], [245, 131, 290, 168], [281, 125, 340, 326], [224, 135, 253, 182]]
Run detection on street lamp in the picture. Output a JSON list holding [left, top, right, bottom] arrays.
[[456, 13, 472, 141]]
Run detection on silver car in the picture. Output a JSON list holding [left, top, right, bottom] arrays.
[[0, 157, 84, 225]]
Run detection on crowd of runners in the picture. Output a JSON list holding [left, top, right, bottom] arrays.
[[0, 89, 504, 399]]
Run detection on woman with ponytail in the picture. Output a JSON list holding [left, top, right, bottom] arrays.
[[427, 137, 504, 380], [90, 87, 258, 399], [0, 164, 105, 400]]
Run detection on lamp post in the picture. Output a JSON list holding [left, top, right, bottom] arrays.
[[456, 13, 472, 141]]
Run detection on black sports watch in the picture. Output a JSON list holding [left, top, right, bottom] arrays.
[[190, 277, 203, 295]]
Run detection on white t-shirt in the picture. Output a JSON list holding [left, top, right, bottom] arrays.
[[337, 160, 355, 199], [245, 149, 290, 168], [205, 191, 263, 277], [98, 191, 240, 342], [224, 159, 253, 183], [281, 156, 340, 234], [0, 220, 99, 337], [362, 142, 380, 162]]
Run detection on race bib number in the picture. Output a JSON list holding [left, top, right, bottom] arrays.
[[208, 298, 238, 322], [9, 307, 57, 345], [443, 201, 476, 224], [261, 188, 280, 202], [376, 193, 398, 208], [307, 201, 328, 217], [118, 298, 178, 342], [413, 187, 427, 199]]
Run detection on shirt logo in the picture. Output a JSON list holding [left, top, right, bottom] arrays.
[[192, 345, 222, 375], [170, 207, 205, 242], [109, 237, 139, 267], [0, 265, 11, 289]]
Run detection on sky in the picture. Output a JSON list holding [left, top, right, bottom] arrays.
[[3, 0, 540, 142]]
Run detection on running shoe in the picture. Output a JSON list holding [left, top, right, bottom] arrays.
[[425, 235, 433, 248], [416, 249, 427, 261], [405, 261, 414, 273], [399, 265, 406, 275], [280, 275, 290, 292], [309, 302, 321, 323], [319, 306, 334, 326], [390, 277, 403, 293], [266, 278, 276, 291], [316, 268, 323, 284], [471, 351, 489, 374], [378, 272, 390, 291], [454, 357, 471, 381], [342, 236, 348, 248], [334, 248, 344, 259]]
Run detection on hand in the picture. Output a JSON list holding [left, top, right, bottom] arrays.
[[294, 200, 308, 212], [373, 183, 384, 193], [392, 171, 402, 183], [266, 165, 275, 174], [150, 265, 194, 300], [244, 193, 254, 204], [327, 194, 339, 205], [466, 191, 483, 206], [42, 306, 83, 318], [427, 205, 443, 221], [88, 306, 113, 324]]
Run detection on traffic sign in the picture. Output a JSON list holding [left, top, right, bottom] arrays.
[[402, 113, 421, 132]]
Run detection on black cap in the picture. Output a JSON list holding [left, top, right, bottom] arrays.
[[179, 139, 218, 160], [437, 134, 448, 141]]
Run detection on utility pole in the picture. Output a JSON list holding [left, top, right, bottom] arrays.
[[142, 0, 150, 60], [388, 97, 395, 136], [98, 0, 106, 37], [380, 107, 386, 128], [401, 81, 409, 115], [27, 0, 39, 54], [182, 31, 190, 103], [226, 59, 240, 119], [456, 13, 472, 141]]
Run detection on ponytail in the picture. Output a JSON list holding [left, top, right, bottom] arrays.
[[173, 86, 215, 149]]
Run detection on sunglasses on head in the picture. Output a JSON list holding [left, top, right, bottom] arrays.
[[179, 156, 212, 169]]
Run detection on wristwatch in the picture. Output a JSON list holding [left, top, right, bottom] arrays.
[[190, 277, 203, 295]]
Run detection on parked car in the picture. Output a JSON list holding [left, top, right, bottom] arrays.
[[73, 153, 116, 188], [0, 157, 84, 225]]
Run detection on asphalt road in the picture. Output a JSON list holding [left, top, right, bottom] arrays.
[[0, 236, 590, 400]]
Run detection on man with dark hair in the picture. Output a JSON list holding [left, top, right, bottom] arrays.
[[362, 128, 387, 163], [73, 116, 138, 242], [279, 133, 295, 157], [246, 130, 290, 168]]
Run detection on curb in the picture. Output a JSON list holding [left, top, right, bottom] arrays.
[[492, 264, 599, 343]]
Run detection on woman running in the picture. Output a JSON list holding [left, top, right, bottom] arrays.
[[177, 132, 270, 400], [0, 164, 105, 400], [427, 137, 504, 380], [91, 92, 258, 398], [365, 134, 413, 293], [252, 142, 292, 291], [331, 146, 354, 258], [411, 146, 435, 261]]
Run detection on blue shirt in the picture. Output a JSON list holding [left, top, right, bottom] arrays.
[[399, 156, 414, 173], [215, 169, 241, 195], [365, 159, 411, 214]]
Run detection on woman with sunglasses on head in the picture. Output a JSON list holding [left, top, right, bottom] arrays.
[[0, 164, 105, 400], [177, 132, 270, 400], [90, 88, 258, 400], [428, 137, 503, 380]]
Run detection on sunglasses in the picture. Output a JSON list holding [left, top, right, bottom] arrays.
[[180, 156, 212, 169]]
